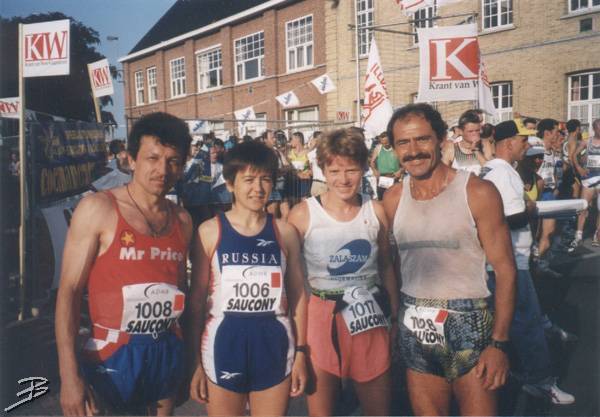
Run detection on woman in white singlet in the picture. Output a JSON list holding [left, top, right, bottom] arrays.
[[288, 128, 399, 416]]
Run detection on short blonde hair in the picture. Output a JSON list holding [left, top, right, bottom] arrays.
[[317, 128, 369, 170]]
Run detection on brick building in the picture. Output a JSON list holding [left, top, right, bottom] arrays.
[[120, 0, 328, 138], [121, 0, 600, 136], [327, 0, 600, 130]]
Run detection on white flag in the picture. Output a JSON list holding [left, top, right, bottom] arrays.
[[234, 106, 256, 135], [417, 24, 479, 103], [275, 91, 300, 108], [478, 57, 497, 119], [23, 19, 70, 77], [0, 97, 20, 119], [88, 59, 114, 98], [187, 120, 210, 135], [395, 0, 435, 13], [311, 74, 336, 94], [362, 40, 394, 137]]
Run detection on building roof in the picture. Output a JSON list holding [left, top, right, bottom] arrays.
[[123, 0, 281, 62]]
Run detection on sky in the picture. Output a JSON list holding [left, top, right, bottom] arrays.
[[2, 0, 177, 138]]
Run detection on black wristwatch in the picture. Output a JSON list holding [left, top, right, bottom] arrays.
[[295, 345, 309, 355], [489, 338, 510, 353]]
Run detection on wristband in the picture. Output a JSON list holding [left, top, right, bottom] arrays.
[[295, 345, 309, 355], [489, 338, 510, 353]]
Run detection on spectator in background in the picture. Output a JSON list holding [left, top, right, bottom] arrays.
[[370, 131, 401, 200], [288, 131, 312, 205], [307, 131, 327, 197], [9, 151, 20, 177], [523, 117, 538, 131], [264, 129, 291, 220], [442, 109, 489, 176], [480, 122, 496, 160]]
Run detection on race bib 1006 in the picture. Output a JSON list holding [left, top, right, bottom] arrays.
[[403, 305, 448, 346], [341, 286, 387, 336], [120, 283, 185, 334], [221, 265, 283, 313]]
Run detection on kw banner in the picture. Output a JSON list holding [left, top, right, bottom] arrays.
[[311, 74, 336, 94], [362, 39, 394, 137], [0, 97, 20, 119], [478, 58, 497, 118], [88, 58, 114, 98], [23, 19, 70, 77], [234, 106, 256, 135], [30, 120, 107, 204], [276, 91, 300, 108], [417, 24, 479, 102]]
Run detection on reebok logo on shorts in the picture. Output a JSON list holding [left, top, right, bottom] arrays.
[[220, 371, 242, 380]]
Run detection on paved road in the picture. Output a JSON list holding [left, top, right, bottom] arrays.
[[2, 241, 598, 416]]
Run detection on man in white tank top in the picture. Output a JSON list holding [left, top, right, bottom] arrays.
[[382, 104, 516, 416], [441, 110, 489, 176]]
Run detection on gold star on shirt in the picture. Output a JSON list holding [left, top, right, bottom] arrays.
[[120, 230, 135, 247]]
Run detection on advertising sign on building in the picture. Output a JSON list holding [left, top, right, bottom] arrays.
[[88, 58, 114, 98], [417, 24, 479, 102], [22, 19, 70, 77], [0, 97, 20, 119], [336, 109, 351, 122]]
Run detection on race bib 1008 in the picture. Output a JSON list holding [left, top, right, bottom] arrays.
[[120, 283, 185, 334], [402, 305, 448, 345], [221, 265, 283, 313], [341, 286, 387, 336]]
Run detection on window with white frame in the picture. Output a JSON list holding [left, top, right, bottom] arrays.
[[491, 82, 513, 122], [569, 0, 600, 13], [412, 6, 436, 45], [247, 113, 267, 137], [235, 32, 265, 83], [170, 57, 186, 98], [569, 71, 600, 131], [356, 0, 374, 57], [285, 106, 319, 139], [286, 15, 313, 71], [482, 0, 513, 30], [147, 67, 157, 103], [134, 71, 144, 105], [197, 48, 222, 91]]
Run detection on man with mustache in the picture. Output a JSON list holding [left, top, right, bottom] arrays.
[[383, 104, 516, 416], [56, 112, 193, 416]]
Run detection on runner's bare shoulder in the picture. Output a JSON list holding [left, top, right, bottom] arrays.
[[170, 202, 193, 242], [197, 216, 219, 256], [71, 191, 116, 230], [382, 181, 403, 221], [465, 173, 503, 216]]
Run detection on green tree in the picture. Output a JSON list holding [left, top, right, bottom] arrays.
[[0, 12, 118, 122]]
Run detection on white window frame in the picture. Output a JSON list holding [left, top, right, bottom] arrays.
[[286, 15, 314, 72], [234, 31, 265, 84], [285, 106, 319, 139], [147, 67, 158, 103], [482, 0, 513, 30], [356, 0, 374, 57], [569, 0, 600, 14], [412, 5, 436, 46], [491, 81, 513, 122], [196, 46, 223, 92], [134, 71, 144, 106], [568, 71, 600, 131], [169, 57, 186, 98]]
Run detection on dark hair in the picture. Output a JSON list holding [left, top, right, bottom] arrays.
[[312, 131, 323, 140], [242, 134, 253, 143], [566, 119, 581, 133], [523, 117, 537, 127], [261, 129, 273, 141], [292, 131, 305, 145], [128, 112, 191, 160], [481, 123, 495, 140], [458, 110, 481, 128], [537, 118, 558, 138], [387, 103, 448, 146], [223, 141, 278, 183], [108, 139, 124, 156], [213, 138, 225, 148]]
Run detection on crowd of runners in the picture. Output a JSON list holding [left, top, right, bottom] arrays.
[[55, 104, 599, 416]]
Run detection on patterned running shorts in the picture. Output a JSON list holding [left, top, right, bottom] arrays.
[[397, 293, 493, 381]]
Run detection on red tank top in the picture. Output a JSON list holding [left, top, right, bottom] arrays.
[[87, 192, 187, 333]]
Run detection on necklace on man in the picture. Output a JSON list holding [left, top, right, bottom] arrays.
[[410, 167, 450, 199], [126, 184, 170, 237]]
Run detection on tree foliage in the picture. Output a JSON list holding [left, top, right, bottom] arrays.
[[0, 12, 118, 123]]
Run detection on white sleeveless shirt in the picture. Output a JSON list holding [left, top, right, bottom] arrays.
[[303, 196, 381, 293]]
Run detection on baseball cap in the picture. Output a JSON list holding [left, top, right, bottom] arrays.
[[494, 119, 537, 141]]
